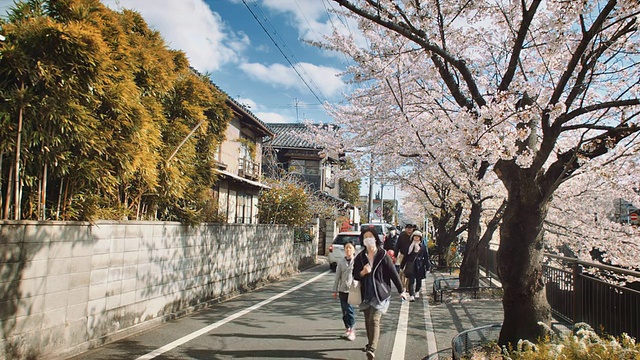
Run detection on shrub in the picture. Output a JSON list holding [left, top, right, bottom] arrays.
[[466, 323, 639, 360]]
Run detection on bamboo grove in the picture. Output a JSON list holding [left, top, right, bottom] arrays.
[[0, 0, 232, 222]]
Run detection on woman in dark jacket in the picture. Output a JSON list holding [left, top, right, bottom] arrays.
[[353, 226, 405, 360], [400, 230, 430, 301]]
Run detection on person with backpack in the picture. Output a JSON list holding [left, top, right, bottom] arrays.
[[399, 230, 430, 301]]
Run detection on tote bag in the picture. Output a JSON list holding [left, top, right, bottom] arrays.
[[347, 281, 361, 305]]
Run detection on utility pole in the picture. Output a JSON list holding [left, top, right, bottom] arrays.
[[380, 183, 385, 223], [393, 185, 397, 225], [367, 157, 374, 223]]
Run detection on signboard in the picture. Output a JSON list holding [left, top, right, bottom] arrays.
[[630, 213, 638, 222]]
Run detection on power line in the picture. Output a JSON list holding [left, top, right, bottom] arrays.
[[241, 0, 327, 105], [320, 0, 353, 67]]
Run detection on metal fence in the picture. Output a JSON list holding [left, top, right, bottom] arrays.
[[483, 250, 640, 339], [544, 253, 639, 339], [451, 324, 502, 359]]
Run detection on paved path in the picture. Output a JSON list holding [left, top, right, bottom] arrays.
[[66, 261, 504, 360]]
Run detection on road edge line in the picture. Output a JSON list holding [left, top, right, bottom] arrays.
[[423, 276, 439, 360], [136, 270, 330, 360]]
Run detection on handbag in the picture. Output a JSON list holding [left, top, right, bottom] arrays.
[[403, 259, 415, 277], [347, 281, 361, 305]]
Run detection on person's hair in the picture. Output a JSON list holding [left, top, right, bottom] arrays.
[[344, 240, 355, 249], [360, 226, 382, 247]]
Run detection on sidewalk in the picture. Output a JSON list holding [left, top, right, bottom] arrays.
[[424, 271, 503, 360]]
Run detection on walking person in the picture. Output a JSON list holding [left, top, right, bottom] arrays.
[[394, 224, 415, 287], [333, 241, 357, 341], [353, 226, 406, 360], [400, 230, 430, 301]]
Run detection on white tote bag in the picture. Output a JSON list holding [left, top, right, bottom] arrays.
[[347, 281, 361, 305]]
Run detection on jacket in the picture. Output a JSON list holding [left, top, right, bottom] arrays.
[[353, 248, 403, 302], [400, 242, 430, 280], [333, 256, 355, 293], [383, 233, 398, 251], [395, 231, 412, 256]]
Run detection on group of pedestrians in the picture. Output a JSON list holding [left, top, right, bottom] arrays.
[[332, 224, 431, 359]]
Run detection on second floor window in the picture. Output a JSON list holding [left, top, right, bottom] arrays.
[[290, 159, 319, 175]]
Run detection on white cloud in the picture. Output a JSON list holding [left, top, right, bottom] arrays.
[[240, 62, 345, 98], [255, 111, 293, 123], [100, 0, 247, 72], [235, 97, 258, 110]]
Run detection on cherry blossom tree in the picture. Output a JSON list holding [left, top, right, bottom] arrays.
[[324, 0, 640, 345]]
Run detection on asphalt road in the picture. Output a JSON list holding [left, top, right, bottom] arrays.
[[66, 263, 484, 360]]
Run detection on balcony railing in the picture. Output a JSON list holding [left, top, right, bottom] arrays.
[[238, 157, 260, 180]]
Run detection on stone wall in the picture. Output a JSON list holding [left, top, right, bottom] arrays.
[[0, 221, 316, 360]]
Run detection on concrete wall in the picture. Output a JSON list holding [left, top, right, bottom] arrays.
[[0, 221, 317, 360]]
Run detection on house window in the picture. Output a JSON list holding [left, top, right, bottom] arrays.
[[289, 159, 319, 175]]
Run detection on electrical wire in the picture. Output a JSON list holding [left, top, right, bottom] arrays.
[[241, 0, 327, 105]]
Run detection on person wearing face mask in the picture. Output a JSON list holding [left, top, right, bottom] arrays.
[[333, 241, 357, 341], [353, 226, 405, 360], [400, 230, 431, 301]]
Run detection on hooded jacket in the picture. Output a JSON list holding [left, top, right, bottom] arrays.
[[333, 256, 355, 293], [352, 248, 404, 302]]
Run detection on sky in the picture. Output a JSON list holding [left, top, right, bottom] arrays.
[[0, 0, 358, 123], [0, 0, 406, 213]]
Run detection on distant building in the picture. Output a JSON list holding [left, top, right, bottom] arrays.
[[263, 123, 353, 254], [211, 95, 273, 224], [614, 198, 639, 225]]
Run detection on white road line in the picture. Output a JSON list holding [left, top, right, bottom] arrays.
[[391, 298, 410, 360], [423, 276, 439, 360], [136, 270, 330, 360]]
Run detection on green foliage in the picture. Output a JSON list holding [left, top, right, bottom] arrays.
[[258, 179, 312, 227], [0, 0, 231, 221]]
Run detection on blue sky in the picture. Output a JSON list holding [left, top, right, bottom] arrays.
[[0, 0, 405, 205], [0, 0, 356, 123]]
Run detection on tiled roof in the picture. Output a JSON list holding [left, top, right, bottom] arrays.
[[264, 123, 323, 149], [190, 67, 273, 137]]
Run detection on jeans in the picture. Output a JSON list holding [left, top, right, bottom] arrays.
[[408, 276, 422, 296], [363, 306, 383, 352], [338, 292, 356, 329]]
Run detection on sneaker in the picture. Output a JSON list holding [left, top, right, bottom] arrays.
[[342, 329, 350, 338], [409, 295, 415, 302], [362, 344, 371, 352], [347, 329, 356, 341], [415, 291, 420, 299], [366, 349, 376, 359]]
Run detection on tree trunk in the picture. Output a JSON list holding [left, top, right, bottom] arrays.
[[39, 162, 48, 220], [497, 186, 552, 346], [56, 177, 64, 220], [13, 105, 24, 220], [0, 150, 3, 218], [459, 201, 482, 287], [4, 165, 13, 219]]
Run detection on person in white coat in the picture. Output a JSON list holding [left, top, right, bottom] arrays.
[[333, 241, 357, 340]]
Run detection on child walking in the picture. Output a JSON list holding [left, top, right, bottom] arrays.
[[333, 241, 357, 341]]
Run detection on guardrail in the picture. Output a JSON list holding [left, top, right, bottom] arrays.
[[452, 323, 502, 359], [432, 276, 501, 303]]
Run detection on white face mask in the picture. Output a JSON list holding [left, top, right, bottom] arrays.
[[363, 237, 376, 249]]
